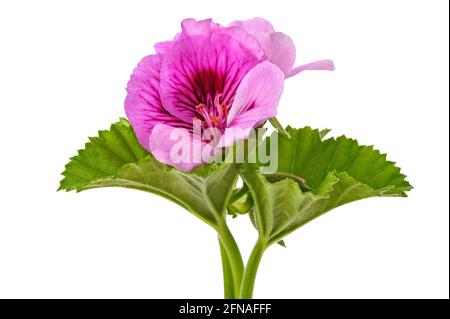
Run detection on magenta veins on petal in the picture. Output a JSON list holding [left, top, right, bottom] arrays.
[[125, 18, 334, 171]]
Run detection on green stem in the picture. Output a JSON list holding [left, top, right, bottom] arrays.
[[218, 238, 235, 298], [239, 239, 266, 299], [217, 223, 244, 298]]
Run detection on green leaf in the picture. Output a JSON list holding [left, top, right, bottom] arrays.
[[58, 118, 148, 191], [59, 119, 239, 227], [257, 126, 411, 195], [319, 128, 331, 139], [242, 126, 412, 245]]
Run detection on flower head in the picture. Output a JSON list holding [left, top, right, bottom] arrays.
[[125, 18, 334, 171]]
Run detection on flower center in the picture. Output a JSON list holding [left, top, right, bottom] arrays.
[[193, 93, 228, 134]]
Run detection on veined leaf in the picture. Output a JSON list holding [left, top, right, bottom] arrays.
[[58, 118, 148, 191], [58, 119, 239, 227], [271, 127, 411, 194], [242, 127, 412, 245]]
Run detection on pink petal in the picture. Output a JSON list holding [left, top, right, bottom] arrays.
[[181, 18, 221, 36], [154, 20, 198, 56], [252, 31, 296, 77], [154, 41, 173, 55], [159, 33, 261, 123], [229, 18, 295, 76], [222, 62, 284, 147], [288, 59, 335, 78], [125, 54, 189, 150], [154, 19, 221, 56], [229, 17, 275, 34], [182, 18, 265, 60], [220, 26, 265, 60], [149, 123, 215, 171], [217, 126, 254, 149]]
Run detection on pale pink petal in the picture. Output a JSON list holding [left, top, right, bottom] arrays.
[[125, 55, 189, 151], [220, 26, 265, 60], [182, 18, 265, 60], [222, 62, 284, 147], [181, 18, 221, 36], [288, 59, 335, 78], [149, 123, 214, 171], [251, 31, 296, 76], [154, 19, 221, 56], [229, 19, 296, 76], [159, 33, 260, 123], [154, 41, 173, 55], [229, 17, 274, 34], [216, 127, 253, 149]]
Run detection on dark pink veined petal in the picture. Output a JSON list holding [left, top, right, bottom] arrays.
[[220, 62, 284, 147], [288, 59, 335, 78], [159, 33, 261, 123], [149, 123, 215, 171], [125, 54, 190, 151]]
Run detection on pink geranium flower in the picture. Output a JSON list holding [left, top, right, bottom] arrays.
[[125, 18, 334, 171]]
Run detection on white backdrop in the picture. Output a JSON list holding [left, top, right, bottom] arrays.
[[0, 0, 448, 299]]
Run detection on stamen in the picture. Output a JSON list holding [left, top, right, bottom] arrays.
[[195, 93, 229, 132], [214, 93, 223, 108], [195, 103, 207, 113], [214, 94, 227, 125], [211, 115, 220, 128], [221, 103, 227, 117]]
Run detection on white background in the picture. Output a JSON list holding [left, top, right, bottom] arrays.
[[0, 0, 448, 299]]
